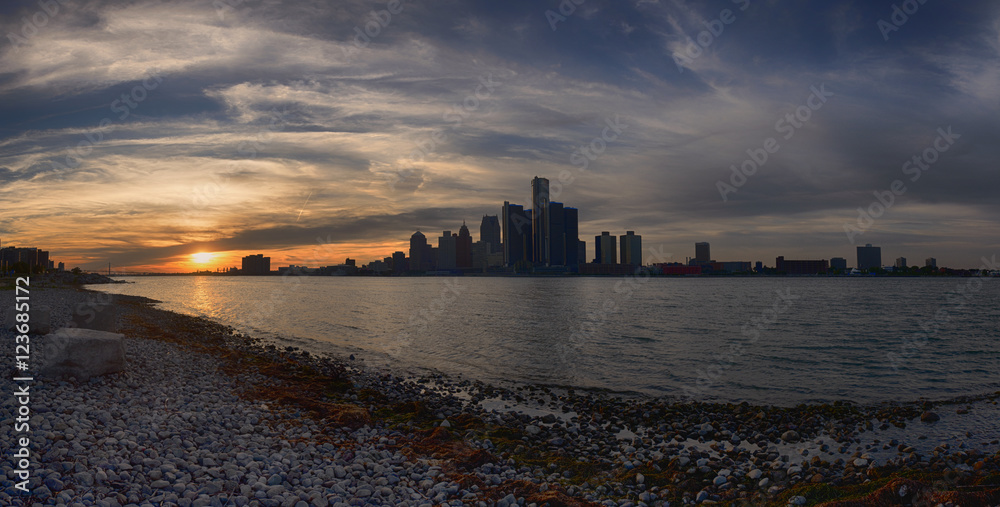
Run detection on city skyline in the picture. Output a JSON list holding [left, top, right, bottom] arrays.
[[0, 182, 992, 273], [0, 228, 980, 275], [1, 1, 999, 272], [0, 174, 989, 273]]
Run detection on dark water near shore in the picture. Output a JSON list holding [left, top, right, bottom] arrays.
[[92, 276, 1000, 405]]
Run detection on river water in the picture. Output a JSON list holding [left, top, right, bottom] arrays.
[[92, 275, 1000, 406]]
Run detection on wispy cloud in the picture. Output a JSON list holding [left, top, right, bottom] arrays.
[[0, 0, 998, 270]]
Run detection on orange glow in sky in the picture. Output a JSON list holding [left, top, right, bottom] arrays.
[[191, 252, 214, 264], [99, 241, 408, 273]]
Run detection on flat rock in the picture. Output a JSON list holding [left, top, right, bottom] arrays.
[[38, 328, 125, 381]]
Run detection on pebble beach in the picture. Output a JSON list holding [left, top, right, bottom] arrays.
[[2, 284, 1000, 506]]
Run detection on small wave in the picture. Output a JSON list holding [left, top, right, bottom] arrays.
[[618, 334, 657, 343]]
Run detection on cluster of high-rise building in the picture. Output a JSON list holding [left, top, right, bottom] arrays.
[[502, 176, 585, 270], [405, 219, 504, 272], [226, 179, 956, 277], [0, 239, 59, 273], [370, 176, 644, 274], [593, 231, 643, 265]]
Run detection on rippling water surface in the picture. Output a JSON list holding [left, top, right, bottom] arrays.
[[92, 276, 1000, 405]]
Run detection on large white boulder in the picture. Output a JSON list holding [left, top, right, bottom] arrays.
[[39, 328, 125, 381]]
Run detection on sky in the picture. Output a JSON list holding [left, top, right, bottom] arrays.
[[1, 0, 998, 272]]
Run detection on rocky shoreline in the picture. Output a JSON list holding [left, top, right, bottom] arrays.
[[2, 287, 999, 506]]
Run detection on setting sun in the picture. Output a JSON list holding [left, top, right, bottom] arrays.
[[191, 252, 214, 264]]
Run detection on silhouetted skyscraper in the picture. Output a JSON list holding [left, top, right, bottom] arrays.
[[241, 254, 270, 275], [695, 242, 711, 264], [438, 231, 457, 270], [830, 257, 848, 271], [480, 215, 501, 254], [620, 231, 642, 267], [564, 207, 580, 268], [596, 232, 616, 264], [857, 243, 881, 271], [549, 201, 565, 266], [525, 209, 533, 263], [409, 231, 430, 271], [532, 176, 550, 266], [472, 241, 486, 269], [502, 201, 531, 267], [391, 251, 406, 274], [456, 222, 473, 268]]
